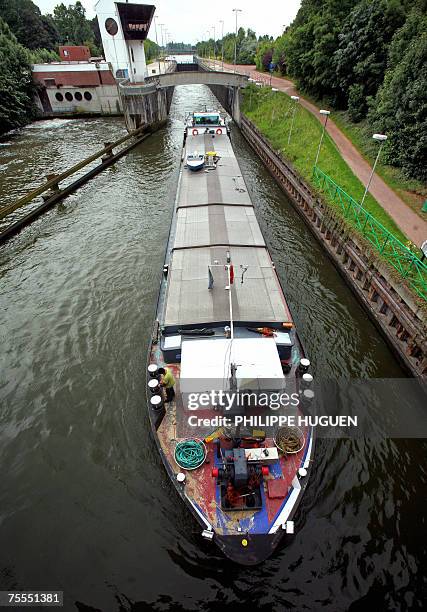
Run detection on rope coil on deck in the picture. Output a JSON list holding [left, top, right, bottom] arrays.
[[174, 439, 206, 470]]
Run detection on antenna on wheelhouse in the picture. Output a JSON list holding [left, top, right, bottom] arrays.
[[225, 250, 234, 340], [225, 250, 238, 390]]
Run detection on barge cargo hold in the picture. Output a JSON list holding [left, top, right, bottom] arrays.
[[146, 111, 314, 565]]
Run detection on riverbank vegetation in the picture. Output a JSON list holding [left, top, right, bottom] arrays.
[[0, 17, 35, 134], [254, 0, 427, 186], [196, 29, 272, 65], [241, 85, 408, 244], [241, 85, 427, 305]]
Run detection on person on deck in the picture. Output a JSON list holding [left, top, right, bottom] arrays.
[[158, 367, 176, 403]]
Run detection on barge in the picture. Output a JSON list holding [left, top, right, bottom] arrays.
[[146, 110, 314, 565]]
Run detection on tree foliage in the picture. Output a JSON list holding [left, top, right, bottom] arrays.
[[51, 1, 93, 46], [334, 0, 405, 114], [196, 28, 266, 64], [144, 38, 160, 62], [29, 48, 61, 63], [0, 17, 35, 133], [370, 6, 427, 180], [0, 0, 59, 50], [256, 0, 427, 180]]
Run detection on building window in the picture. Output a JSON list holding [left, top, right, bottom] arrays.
[[131, 48, 135, 62], [74, 91, 82, 101], [105, 17, 118, 36], [84, 91, 92, 101], [44, 78, 56, 87], [55, 92, 63, 101], [65, 92, 73, 101]]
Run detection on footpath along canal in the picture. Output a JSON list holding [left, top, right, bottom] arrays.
[[0, 85, 425, 611]]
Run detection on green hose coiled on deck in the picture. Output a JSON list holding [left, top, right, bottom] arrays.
[[175, 439, 206, 470]]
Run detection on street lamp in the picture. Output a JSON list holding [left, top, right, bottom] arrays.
[[159, 23, 165, 60], [361, 134, 387, 206], [288, 95, 299, 145], [206, 30, 211, 63], [270, 88, 278, 125], [220, 20, 224, 71], [314, 109, 330, 167], [153, 16, 161, 74], [232, 8, 242, 73], [213, 25, 216, 64]]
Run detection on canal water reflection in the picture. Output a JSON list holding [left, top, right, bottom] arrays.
[[0, 85, 424, 611]]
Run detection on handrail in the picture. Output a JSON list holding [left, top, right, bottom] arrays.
[[0, 126, 146, 220], [312, 165, 427, 301]]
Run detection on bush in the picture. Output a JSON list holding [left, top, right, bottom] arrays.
[[0, 17, 35, 134]]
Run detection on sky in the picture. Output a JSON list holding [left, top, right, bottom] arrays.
[[33, 0, 302, 44]]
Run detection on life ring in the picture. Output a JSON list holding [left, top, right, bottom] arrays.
[[192, 128, 199, 136], [216, 128, 222, 135]]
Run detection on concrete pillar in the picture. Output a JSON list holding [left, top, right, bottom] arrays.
[[232, 87, 241, 127]]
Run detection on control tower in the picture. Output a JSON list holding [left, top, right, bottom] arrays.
[[95, 0, 155, 82]]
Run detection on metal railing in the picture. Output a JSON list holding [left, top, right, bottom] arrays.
[[312, 166, 427, 301]]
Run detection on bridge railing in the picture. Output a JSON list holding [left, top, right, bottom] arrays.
[[312, 165, 427, 301]]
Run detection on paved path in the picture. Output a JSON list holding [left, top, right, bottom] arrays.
[[209, 60, 426, 246]]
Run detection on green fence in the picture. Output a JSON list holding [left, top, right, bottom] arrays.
[[312, 166, 427, 301]]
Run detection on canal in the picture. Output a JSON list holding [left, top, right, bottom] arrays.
[[0, 85, 424, 611]]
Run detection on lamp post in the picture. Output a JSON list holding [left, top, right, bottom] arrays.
[[206, 30, 211, 64], [288, 95, 299, 145], [314, 109, 330, 167], [220, 20, 224, 70], [213, 25, 216, 64], [232, 8, 242, 73], [270, 88, 278, 126], [159, 24, 164, 61], [361, 134, 387, 206], [153, 16, 161, 74]]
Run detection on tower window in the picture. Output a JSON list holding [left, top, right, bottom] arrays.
[[105, 18, 118, 36]]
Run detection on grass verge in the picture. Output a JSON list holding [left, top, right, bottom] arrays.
[[241, 85, 427, 306], [331, 111, 426, 217], [242, 85, 408, 244]]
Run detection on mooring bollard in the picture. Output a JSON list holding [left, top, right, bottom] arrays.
[[101, 142, 114, 163], [41, 174, 61, 201]]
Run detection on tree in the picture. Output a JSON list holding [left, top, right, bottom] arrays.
[[0, 17, 35, 133], [144, 38, 159, 62], [255, 40, 273, 71], [51, 1, 93, 45], [0, 0, 59, 50], [281, 0, 355, 101], [334, 0, 405, 118], [370, 7, 427, 180], [30, 48, 60, 63], [238, 37, 257, 64]]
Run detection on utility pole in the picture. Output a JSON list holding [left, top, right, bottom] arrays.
[[314, 109, 330, 167], [288, 95, 299, 145], [213, 25, 216, 64], [159, 23, 164, 62], [232, 8, 242, 73], [361, 134, 387, 206], [154, 16, 161, 74], [220, 20, 224, 70]]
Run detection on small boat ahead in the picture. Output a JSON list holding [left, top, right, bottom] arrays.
[[186, 152, 205, 171]]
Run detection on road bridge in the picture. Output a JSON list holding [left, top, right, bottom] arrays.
[[119, 64, 248, 131]]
